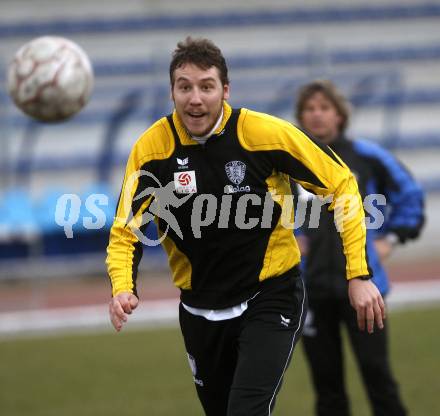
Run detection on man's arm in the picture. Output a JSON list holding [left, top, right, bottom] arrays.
[[106, 149, 153, 330], [238, 110, 385, 331], [354, 139, 425, 253], [106, 119, 174, 331], [106, 152, 155, 298], [294, 145, 386, 332]]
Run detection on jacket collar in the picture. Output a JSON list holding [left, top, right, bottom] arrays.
[[171, 101, 232, 146], [328, 134, 350, 151]]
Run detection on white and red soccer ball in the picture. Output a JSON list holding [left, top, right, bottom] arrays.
[[7, 36, 94, 122], [178, 172, 192, 186]]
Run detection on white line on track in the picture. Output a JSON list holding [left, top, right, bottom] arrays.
[[0, 280, 439, 338]]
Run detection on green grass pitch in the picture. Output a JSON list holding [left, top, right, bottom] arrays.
[[0, 306, 439, 415]]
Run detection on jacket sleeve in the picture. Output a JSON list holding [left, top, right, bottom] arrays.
[[354, 140, 425, 243], [106, 118, 174, 297], [238, 110, 371, 280], [106, 146, 156, 297]]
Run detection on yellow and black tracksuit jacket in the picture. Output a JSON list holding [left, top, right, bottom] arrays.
[[107, 102, 370, 309]]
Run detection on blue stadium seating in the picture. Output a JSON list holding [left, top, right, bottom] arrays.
[[0, 1, 438, 266]]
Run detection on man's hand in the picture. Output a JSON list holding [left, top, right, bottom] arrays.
[[348, 278, 386, 333], [109, 292, 139, 332], [374, 238, 394, 261]]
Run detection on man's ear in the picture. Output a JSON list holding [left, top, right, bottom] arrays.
[[223, 84, 230, 100]]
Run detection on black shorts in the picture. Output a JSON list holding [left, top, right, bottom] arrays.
[[179, 273, 307, 416]]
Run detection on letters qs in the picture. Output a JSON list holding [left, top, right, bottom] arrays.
[[55, 193, 109, 238]]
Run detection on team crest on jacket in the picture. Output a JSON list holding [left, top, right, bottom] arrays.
[[225, 161, 246, 185]]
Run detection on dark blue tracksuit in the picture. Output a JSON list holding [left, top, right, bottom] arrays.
[[298, 136, 424, 416]]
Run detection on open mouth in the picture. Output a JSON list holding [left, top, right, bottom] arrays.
[[187, 112, 206, 119]]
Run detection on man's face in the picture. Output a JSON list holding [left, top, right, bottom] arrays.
[[299, 92, 342, 144], [171, 63, 229, 137]]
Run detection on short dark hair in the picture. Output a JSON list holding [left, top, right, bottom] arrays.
[[295, 80, 350, 133], [169, 37, 229, 86]]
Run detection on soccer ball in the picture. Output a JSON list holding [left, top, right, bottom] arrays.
[[7, 36, 94, 122]]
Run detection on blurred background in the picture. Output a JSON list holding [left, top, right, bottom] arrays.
[[0, 1, 439, 414]]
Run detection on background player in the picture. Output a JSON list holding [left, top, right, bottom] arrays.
[[295, 79, 424, 416]]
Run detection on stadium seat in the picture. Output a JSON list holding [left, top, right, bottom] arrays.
[[0, 188, 39, 241], [35, 188, 70, 234]]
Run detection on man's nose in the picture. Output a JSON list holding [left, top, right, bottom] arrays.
[[315, 107, 326, 116], [189, 89, 203, 105]]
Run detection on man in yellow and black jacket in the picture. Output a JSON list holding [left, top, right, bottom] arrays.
[[106, 37, 385, 416]]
